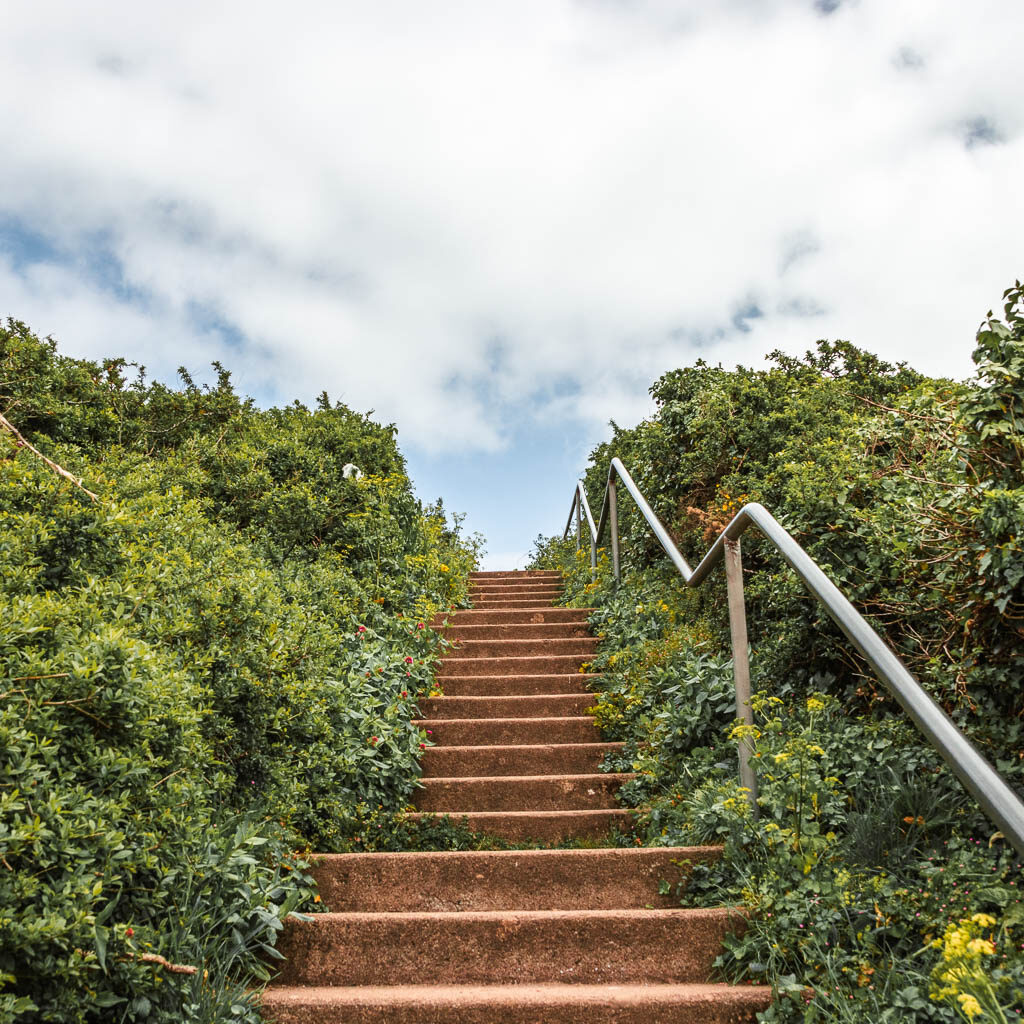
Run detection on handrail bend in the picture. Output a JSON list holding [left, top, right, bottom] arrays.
[[563, 457, 1024, 858]]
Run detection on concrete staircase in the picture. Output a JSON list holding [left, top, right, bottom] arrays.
[[261, 570, 773, 1023]]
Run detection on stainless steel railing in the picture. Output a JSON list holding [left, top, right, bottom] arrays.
[[564, 456, 1024, 858]]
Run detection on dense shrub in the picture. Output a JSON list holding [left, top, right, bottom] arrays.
[[0, 322, 480, 1022], [533, 283, 1024, 1021]]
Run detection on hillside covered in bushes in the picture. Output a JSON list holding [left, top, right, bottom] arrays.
[[534, 283, 1024, 1021], [0, 322, 480, 1022]]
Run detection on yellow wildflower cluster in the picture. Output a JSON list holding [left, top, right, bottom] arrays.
[[929, 914, 1003, 1021], [716, 490, 750, 517], [729, 723, 762, 742]]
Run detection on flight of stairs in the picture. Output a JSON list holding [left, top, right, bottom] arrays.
[[261, 570, 773, 1023]]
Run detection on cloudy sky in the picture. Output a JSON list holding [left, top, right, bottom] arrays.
[[2, 1, 1021, 567]]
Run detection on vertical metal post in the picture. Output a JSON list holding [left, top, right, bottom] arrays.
[[608, 475, 620, 583], [590, 534, 597, 582], [725, 537, 758, 813], [576, 490, 582, 553]]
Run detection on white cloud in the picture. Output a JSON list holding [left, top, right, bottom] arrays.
[[0, 0, 1021, 455]]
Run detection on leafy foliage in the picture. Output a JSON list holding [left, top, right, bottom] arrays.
[[533, 283, 1024, 1021], [0, 322, 480, 1022]]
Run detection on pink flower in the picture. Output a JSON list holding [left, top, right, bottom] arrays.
[[125, 927, 134, 938], [370, 736, 378, 744], [358, 625, 366, 633], [405, 656, 413, 664], [417, 622, 425, 630]]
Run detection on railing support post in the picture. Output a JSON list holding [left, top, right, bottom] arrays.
[[576, 493, 582, 554], [608, 476, 620, 583], [725, 537, 758, 815]]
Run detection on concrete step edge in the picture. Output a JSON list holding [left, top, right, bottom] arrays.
[[291, 906, 743, 922], [416, 716, 597, 726], [420, 772, 634, 785], [421, 742, 623, 753], [308, 845, 719, 866]]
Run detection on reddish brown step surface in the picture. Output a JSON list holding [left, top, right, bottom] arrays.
[[446, 621, 593, 640], [307, 847, 720, 912], [420, 742, 622, 777], [419, 693, 595, 718], [440, 654, 596, 676], [435, 672, 600, 695], [262, 983, 770, 1024], [405, 808, 633, 843], [433, 607, 593, 627], [446, 637, 600, 659], [416, 715, 600, 745], [416, 772, 633, 812], [468, 570, 561, 579], [274, 907, 748, 986]]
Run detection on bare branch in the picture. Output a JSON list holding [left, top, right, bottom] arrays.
[[0, 413, 100, 501]]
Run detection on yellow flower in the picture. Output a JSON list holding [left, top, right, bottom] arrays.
[[729, 723, 761, 741], [971, 913, 997, 928], [439, 564, 449, 572], [966, 938, 995, 956], [773, 752, 791, 763], [956, 993, 983, 1019], [806, 697, 825, 711]]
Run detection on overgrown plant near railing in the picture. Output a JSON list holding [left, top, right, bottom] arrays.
[[532, 283, 1024, 1021], [534, 539, 1023, 1020]]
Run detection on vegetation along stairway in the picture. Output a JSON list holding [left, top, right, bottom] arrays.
[[262, 570, 773, 1022]]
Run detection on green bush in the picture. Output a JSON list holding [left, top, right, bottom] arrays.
[[533, 284, 1024, 1021], [0, 322, 480, 1021]]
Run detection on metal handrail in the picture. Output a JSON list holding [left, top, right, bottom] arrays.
[[563, 456, 1024, 858]]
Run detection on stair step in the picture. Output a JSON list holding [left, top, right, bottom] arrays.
[[406, 808, 633, 842], [274, 907, 747, 986], [417, 716, 600, 745], [470, 589, 564, 600], [469, 571, 561, 579], [440, 655, 593, 677], [471, 598, 564, 609], [434, 674, 599, 696], [442, 622, 594, 641], [421, 742, 622, 777], [415, 773, 633, 813], [262, 983, 773, 1024], [308, 847, 721, 911], [446, 638, 599, 659], [468, 585, 565, 593], [435, 608, 593, 626], [420, 694, 594, 718]]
